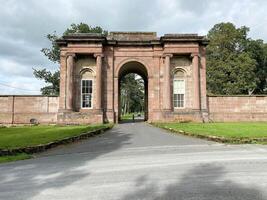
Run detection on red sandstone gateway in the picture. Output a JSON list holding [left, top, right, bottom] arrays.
[[1, 32, 267, 124], [0, 32, 209, 124], [55, 32, 208, 124]]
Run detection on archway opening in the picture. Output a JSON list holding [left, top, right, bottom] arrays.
[[118, 61, 148, 122]]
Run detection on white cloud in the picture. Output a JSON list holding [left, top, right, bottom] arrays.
[[0, 0, 266, 94], [0, 75, 45, 95]]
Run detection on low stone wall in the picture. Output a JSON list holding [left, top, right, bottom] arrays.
[[1, 95, 267, 124], [0, 96, 59, 124], [208, 95, 267, 122]]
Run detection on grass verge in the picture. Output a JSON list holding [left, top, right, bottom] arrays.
[[0, 124, 112, 163], [153, 122, 267, 144], [0, 124, 111, 150], [0, 153, 32, 164]]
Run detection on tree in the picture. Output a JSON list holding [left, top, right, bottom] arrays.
[[33, 23, 108, 95], [120, 74, 145, 115], [33, 69, 60, 96], [206, 22, 259, 95], [245, 39, 267, 93]]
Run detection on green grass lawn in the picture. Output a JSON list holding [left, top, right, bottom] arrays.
[[154, 122, 267, 143], [0, 154, 32, 164], [0, 124, 111, 150]]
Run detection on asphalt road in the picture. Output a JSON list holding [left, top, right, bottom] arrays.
[[1, 122, 267, 200]]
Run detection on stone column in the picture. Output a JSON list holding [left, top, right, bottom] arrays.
[[95, 54, 103, 110], [164, 54, 172, 110], [192, 53, 200, 110], [66, 54, 75, 111]]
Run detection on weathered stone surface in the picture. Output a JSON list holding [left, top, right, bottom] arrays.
[[208, 95, 267, 122], [56, 32, 208, 124], [0, 96, 58, 124]]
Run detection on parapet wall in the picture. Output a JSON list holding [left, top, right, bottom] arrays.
[[0, 96, 58, 124], [208, 95, 267, 122]]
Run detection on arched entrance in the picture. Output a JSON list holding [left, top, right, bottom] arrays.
[[56, 32, 208, 124], [118, 61, 149, 122]]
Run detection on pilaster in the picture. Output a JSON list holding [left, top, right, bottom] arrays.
[[66, 53, 75, 111], [163, 54, 173, 110], [94, 53, 104, 110], [191, 53, 200, 110]]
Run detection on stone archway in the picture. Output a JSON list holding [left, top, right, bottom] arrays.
[[117, 61, 149, 122], [56, 32, 208, 124]]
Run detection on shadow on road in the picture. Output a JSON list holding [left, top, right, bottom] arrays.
[[122, 164, 266, 200], [0, 127, 132, 200], [119, 119, 145, 124]]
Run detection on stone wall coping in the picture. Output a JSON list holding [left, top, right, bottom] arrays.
[[207, 95, 267, 97], [0, 95, 58, 97]]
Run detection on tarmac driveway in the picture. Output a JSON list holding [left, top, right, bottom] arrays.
[[40, 121, 213, 156], [1, 122, 267, 200]]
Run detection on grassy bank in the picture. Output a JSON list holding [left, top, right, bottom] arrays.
[[0, 153, 32, 164], [0, 124, 112, 163], [0, 124, 111, 150], [154, 122, 267, 144]]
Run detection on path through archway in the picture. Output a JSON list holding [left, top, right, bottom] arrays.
[[118, 61, 148, 122]]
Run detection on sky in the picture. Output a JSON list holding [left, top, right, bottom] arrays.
[[0, 0, 267, 94]]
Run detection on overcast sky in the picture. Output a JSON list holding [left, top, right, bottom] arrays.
[[0, 0, 267, 94]]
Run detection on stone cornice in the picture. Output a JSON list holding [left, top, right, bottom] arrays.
[[56, 33, 106, 47], [56, 32, 209, 47], [161, 34, 209, 45]]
